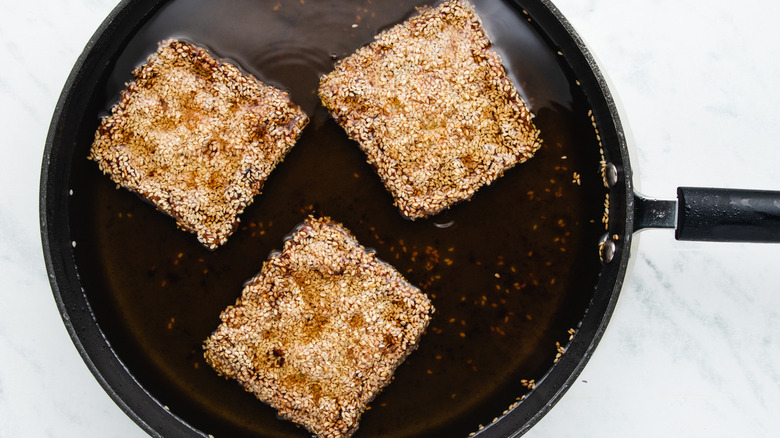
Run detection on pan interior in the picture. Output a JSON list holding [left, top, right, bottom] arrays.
[[66, 0, 608, 436]]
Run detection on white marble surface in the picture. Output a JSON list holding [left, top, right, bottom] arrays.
[[2, 0, 779, 437]]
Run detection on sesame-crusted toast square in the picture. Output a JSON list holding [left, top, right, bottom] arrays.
[[89, 39, 309, 249], [318, 0, 542, 219], [203, 216, 433, 438]]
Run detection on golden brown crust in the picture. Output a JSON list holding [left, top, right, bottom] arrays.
[[89, 39, 309, 249], [203, 216, 434, 438], [318, 0, 542, 219]]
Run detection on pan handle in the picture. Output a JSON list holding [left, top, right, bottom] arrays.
[[634, 188, 780, 242]]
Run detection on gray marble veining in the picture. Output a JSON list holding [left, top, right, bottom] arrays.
[[1, 0, 778, 437]]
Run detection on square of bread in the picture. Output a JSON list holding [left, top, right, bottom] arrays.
[[319, 0, 542, 219], [89, 39, 308, 249], [203, 216, 434, 437]]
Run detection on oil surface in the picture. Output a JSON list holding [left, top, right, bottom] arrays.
[[69, 0, 606, 436]]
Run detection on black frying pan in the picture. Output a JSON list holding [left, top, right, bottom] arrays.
[[40, 0, 780, 437]]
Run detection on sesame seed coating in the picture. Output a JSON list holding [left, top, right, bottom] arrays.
[[89, 39, 309, 249], [318, 0, 542, 219], [203, 216, 434, 438]]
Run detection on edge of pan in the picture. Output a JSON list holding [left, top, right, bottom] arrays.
[[39, 0, 635, 436], [478, 0, 634, 435], [40, 0, 201, 436]]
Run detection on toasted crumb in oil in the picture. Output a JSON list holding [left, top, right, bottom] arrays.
[[520, 378, 536, 390]]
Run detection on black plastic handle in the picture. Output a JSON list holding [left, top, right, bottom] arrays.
[[675, 187, 780, 242], [633, 188, 780, 242]]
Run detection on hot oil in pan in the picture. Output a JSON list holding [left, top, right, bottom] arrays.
[[70, 0, 606, 436]]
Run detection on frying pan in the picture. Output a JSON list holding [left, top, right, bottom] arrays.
[[40, 0, 780, 437]]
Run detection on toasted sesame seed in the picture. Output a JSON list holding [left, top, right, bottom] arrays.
[[318, 0, 541, 219], [203, 217, 433, 438], [88, 39, 308, 249]]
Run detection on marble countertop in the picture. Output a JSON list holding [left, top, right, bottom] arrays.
[[2, 0, 779, 436]]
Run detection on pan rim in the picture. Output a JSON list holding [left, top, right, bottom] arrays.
[[39, 0, 635, 437], [474, 1, 634, 435], [40, 0, 205, 436]]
